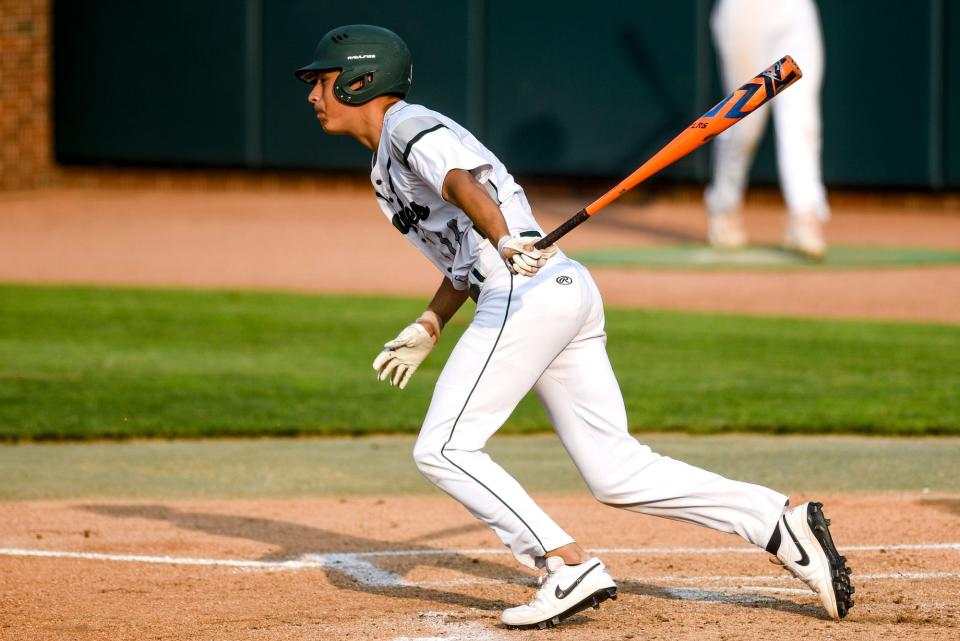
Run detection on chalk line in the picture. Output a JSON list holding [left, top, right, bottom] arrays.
[[4, 544, 959, 618], [2, 541, 955, 567], [0, 547, 327, 570], [296, 542, 960, 558], [2, 542, 958, 591]]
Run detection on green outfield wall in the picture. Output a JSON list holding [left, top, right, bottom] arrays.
[[53, 0, 958, 188]]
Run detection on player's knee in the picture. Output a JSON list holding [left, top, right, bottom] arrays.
[[412, 437, 448, 481], [586, 482, 622, 506]]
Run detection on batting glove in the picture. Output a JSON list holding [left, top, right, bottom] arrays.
[[497, 235, 558, 277], [372, 320, 436, 390]]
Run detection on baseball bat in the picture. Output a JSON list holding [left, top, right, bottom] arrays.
[[534, 55, 802, 250]]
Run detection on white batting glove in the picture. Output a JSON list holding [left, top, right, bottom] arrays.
[[497, 235, 558, 277], [372, 319, 437, 390]]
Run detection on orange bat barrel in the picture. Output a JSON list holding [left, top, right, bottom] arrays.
[[535, 55, 802, 249]]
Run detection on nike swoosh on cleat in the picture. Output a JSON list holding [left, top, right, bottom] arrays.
[[782, 516, 810, 567], [555, 563, 601, 600]]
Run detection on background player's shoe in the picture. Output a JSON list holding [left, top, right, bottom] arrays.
[[783, 213, 827, 258], [501, 556, 617, 629], [768, 501, 855, 619], [707, 212, 748, 249]]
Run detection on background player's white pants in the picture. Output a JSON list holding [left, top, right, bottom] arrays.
[[705, 0, 829, 221], [413, 247, 788, 569]]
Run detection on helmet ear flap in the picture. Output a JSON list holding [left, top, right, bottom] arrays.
[[335, 70, 376, 103]]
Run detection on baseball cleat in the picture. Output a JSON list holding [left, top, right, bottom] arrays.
[[501, 556, 617, 629], [768, 501, 855, 619], [707, 212, 748, 250], [783, 213, 826, 259]]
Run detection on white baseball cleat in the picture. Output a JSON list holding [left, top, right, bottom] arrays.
[[707, 212, 748, 250], [768, 501, 855, 619], [783, 213, 827, 259], [501, 556, 617, 629]]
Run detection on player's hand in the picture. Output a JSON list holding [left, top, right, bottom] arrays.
[[498, 236, 558, 277], [372, 322, 436, 389]]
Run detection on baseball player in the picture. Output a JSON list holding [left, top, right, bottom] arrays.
[[705, 0, 829, 257], [296, 25, 854, 629]]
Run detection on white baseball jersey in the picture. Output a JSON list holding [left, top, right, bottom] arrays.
[[371, 101, 539, 290]]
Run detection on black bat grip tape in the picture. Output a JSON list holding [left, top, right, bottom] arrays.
[[534, 209, 590, 249]]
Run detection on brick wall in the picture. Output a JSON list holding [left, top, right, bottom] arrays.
[[0, 0, 53, 190]]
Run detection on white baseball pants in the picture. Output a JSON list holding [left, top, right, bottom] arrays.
[[705, 0, 829, 220], [413, 243, 788, 569]]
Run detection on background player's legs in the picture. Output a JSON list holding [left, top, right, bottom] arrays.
[[771, 0, 828, 222], [413, 258, 594, 568], [534, 265, 787, 547], [703, 0, 773, 247]]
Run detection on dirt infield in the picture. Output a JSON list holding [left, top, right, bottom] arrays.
[[2, 494, 958, 640], [2, 186, 959, 322]]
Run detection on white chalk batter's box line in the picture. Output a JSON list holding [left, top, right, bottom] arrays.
[[2, 542, 958, 590]]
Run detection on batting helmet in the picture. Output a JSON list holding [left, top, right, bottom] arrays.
[[294, 25, 412, 105]]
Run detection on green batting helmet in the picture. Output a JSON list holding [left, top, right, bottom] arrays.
[[294, 25, 412, 105]]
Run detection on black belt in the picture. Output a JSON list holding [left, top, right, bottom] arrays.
[[468, 268, 485, 303]]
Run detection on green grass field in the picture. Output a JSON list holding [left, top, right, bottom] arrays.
[[0, 284, 957, 440], [2, 435, 958, 499], [571, 245, 960, 270]]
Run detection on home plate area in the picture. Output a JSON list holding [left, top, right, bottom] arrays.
[[3, 495, 959, 640], [4, 541, 959, 640]]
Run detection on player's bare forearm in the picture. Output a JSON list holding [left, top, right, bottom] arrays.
[[441, 169, 510, 243], [418, 276, 469, 340]]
